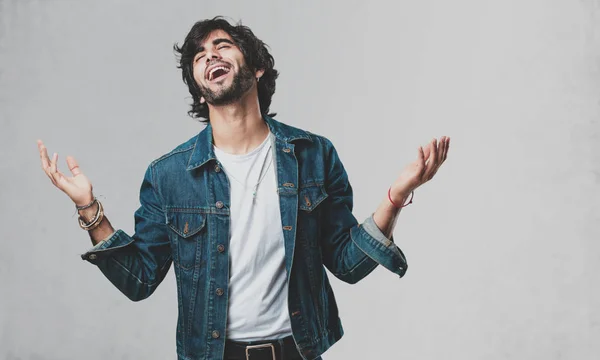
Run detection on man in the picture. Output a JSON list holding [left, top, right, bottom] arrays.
[[37, 17, 449, 360]]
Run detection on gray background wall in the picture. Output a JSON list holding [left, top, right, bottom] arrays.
[[1, 0, 599, 359]]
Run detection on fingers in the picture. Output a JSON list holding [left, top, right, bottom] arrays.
[[423, 136, 452, 181], [66, 156, 81, 176], [38, 140, 58, 184], [416, 146, 426, 177], [38, 141, 65, 187], [437, 136, 450, 164], [427, 136, 450, 181], [424, 138, 438, 180], [46, 152, 60, 185], [38, 140, 51, 170], [50, 152, 58, 174], [443, 137, 450, 161], [422, 141, 432, 161], [417, 145, 425, 164], [436, 137, 445, 164]]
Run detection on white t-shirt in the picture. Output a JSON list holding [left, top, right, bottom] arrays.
[[213, 132, 292, 341]]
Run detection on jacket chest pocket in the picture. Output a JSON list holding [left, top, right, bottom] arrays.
[[297, 185, 328, 248], [166, 210, 207, 270]]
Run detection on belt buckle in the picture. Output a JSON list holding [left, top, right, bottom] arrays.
[[245, 343, 276, 360]]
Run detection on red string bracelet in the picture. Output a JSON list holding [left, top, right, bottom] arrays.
[[388, 188, 414, 208]]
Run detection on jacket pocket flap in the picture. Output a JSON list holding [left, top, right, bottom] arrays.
[[299, 185, 328, 212], [166, 210, 206, 238]]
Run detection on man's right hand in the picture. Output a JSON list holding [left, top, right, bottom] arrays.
[[37, 139, 94, 207]]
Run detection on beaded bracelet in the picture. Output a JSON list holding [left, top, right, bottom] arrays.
[[76, 197, 97, 210]]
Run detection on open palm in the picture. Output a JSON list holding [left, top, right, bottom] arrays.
[[37, 140, 94, 207], [390, 136, 450, 201]]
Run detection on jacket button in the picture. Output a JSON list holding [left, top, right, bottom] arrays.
[[283, 148, 291, 153], [214, 165, 221, 172], [304, 196, 312, 207], [215, 201, 224, 209], [212, 330, 220, 339], [89, 254, 97, 260], [216, 288, 224, 296], [217, 244, 225, 253]]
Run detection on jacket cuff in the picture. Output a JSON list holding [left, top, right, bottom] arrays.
[[80, 230, 133, 264], [350, 215, 408, 277]]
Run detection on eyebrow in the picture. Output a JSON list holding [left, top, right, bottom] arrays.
[[196, 38, 235, 55]]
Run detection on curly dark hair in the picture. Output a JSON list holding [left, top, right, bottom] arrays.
[[173, 17, 278, 123]]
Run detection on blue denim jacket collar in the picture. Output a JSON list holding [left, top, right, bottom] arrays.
[[186, 115, 313, 171]]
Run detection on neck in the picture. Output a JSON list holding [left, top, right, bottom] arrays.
[[208, 88, 269, 155]]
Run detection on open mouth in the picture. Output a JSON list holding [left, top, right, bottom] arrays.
[[207, 64, 232, 82]]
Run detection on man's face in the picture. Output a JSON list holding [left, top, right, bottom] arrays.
[[192, 29, 256, 106]]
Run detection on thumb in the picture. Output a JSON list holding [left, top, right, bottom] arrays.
[[66, 156, 82, 176]]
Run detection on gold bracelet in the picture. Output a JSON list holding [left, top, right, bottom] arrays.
[[78, 200, 104, 231], [84, 211, 104, 231], [78, 200, 101, 226]]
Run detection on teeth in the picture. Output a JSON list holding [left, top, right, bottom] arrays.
[[209, 66, 230, 80]]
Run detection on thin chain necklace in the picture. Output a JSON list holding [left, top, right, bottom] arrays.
[[221, 143, 273, 198]]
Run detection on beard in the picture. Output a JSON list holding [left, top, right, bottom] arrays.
[[198, 63, 255, 106]]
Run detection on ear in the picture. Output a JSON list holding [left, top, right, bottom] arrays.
[[200, 96, 206, 104], [255, 69, 265, 81]]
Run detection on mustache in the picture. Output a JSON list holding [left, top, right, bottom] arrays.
[[206, 59, 231, 68]]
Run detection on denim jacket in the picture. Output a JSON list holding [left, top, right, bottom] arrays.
[[81, 116, 408, 360]]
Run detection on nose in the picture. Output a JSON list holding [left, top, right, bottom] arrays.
[[205, 49, 221, 63]]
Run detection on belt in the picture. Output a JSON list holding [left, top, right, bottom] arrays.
[[224, 335, 299, 360]]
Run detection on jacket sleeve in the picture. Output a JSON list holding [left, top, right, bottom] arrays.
[[80, 165, 172, 301], [318, 137, 407, 284]]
